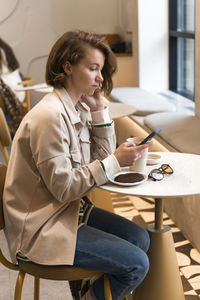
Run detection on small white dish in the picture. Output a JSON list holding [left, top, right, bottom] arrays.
[[108, 171, 147, 186], [147, 153, 162, 165]]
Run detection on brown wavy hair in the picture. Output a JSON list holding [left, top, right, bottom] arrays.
[[46, 30, 117, 95], [0, 38, 20, 72]]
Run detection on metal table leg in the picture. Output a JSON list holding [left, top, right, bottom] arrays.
[[155, 197, 164, 230], [134, 198, 185, 300]]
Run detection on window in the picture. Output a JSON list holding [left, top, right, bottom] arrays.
[[169, 0, 195, 100]]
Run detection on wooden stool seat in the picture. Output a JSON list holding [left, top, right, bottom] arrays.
[[18, 259, 102, 281]]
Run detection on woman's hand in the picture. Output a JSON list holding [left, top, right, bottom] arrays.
[[114, 141, 152, 167], [81, 88, 104, 112]]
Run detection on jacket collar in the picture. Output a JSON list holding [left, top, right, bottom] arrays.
[[54, 87, 89, 125]]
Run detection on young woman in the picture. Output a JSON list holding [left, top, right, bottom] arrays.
[[3, 30, 151, 300]]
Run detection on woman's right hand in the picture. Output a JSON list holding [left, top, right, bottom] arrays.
[[114, 141, 152, 167]]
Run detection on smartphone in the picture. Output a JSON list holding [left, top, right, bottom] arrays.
[[138, 128, 162, 145]]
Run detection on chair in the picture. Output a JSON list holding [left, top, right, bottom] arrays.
[[0, 77, 34, 114], [17, 76, 34, 112], [0, 163, 114, 300], [0, 76, 34, 134], [0, 76, 34, 132], [0, 108, 12, 164]]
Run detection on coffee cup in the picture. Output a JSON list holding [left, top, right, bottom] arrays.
[[126, 137, 148, 173]]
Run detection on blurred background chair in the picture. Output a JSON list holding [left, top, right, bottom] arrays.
[[0, 76, 34, 135], [0, 76, 34, 114], [0, 38, 34, 133]]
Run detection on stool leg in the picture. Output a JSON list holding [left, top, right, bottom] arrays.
[[104, 274, 112, 300], [34, 277, 40, 300], [104, 274, 129, 300], [14, 270, 25, 300]]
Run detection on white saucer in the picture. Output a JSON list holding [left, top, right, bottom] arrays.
[[147, 153, 162, 165], [108, 171, 147, 186]]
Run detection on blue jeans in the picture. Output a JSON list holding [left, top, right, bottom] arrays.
[[73, 207, 150, 300]]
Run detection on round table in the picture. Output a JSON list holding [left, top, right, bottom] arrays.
[[100, 152, 200, 300], [88, 101, 136, 121]]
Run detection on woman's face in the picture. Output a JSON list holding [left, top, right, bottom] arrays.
[[64, 46, 105, 99]]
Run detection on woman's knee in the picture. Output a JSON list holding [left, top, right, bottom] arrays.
[[116, 250, 149, 297], [139, 251, 149, 279], [128, 251, 149, 286], [138, 227, 150, 252]]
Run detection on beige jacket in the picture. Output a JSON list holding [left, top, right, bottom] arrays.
[[3, 88, 119, 265]]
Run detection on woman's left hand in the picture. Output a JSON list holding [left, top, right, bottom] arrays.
[[81, 88, 104, 112]]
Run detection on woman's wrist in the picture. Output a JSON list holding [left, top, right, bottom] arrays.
[[90, 106, 111, 124], [90, 104, 104, 112]]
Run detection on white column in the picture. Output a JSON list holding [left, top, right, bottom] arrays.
[[132, 0, 169, 90]]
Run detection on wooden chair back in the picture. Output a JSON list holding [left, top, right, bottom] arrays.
[[0, 95, 6, 112], [0, 108, 12, 164], [0, 163, 6, 230]]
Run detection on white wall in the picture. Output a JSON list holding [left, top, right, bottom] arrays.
[[0, 0, 169, 101], [51, 0, 120, 37], [118, 0, 134, 40], [0, 0, 122, 85], [1, 0, 134, 105], [137, 0, 169, 90]]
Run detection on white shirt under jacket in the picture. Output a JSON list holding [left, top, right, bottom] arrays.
[[3, 87, 120, 265]]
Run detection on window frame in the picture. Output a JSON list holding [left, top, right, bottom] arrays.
[[169, 0, 195, 100]]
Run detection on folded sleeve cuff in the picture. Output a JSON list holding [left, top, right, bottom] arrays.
[[102, 154, 121, 179], [90, 106, 111, 125], [88, 160, 108, 186], [92, 121, 115, 138]]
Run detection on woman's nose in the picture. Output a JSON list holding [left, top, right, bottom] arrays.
[[96, 71, 103, 82]]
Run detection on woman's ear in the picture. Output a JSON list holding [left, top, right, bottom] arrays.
[[63, 61, 72, 76]]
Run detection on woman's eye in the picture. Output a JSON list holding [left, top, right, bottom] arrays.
[[89, 67, 97, 71]]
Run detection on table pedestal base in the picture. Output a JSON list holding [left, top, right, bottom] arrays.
[[134, 224, 185, 300]]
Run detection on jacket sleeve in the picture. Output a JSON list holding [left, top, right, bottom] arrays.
[[89, 106, 117, 160]]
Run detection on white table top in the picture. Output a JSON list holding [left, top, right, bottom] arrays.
[[100, 152, 200, 198], [15, 83, 53, 93], [106, 102, 136, 119]]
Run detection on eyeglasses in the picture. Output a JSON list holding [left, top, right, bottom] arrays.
[[148, 164, 173, 181]]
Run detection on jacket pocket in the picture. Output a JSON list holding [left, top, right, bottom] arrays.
[[79, 128, 91, 144], [79, 131, 91, 164], [71, 151, 81, 166]]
